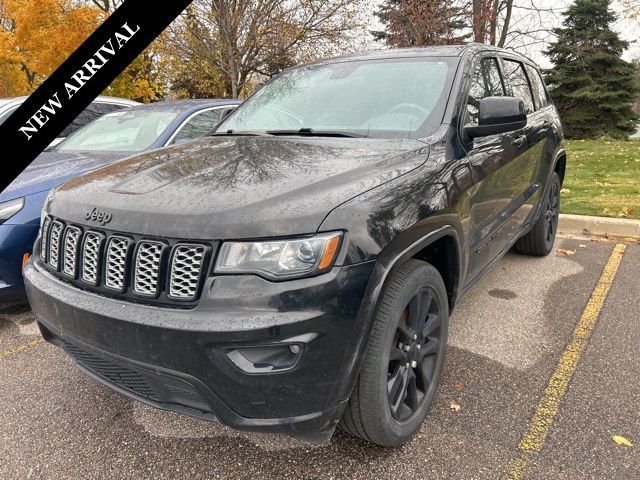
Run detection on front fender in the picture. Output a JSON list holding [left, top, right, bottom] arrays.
[[327, 220, 464, 407], [318, 150, 469, 407]]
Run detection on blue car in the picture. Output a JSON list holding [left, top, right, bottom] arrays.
[[0, 99, 239, 301]]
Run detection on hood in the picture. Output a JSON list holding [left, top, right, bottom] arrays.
[[47, 136, 429, 239], [1, 150, 126, 202]]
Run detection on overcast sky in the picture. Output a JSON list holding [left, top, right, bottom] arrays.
[[362, 0, 640, 67], [505, 0, 640, 66]]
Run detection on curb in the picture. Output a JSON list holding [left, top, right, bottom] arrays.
[[559, 213, 640, 238]]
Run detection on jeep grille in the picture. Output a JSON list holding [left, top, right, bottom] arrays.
[[38, 216, 212, 305]]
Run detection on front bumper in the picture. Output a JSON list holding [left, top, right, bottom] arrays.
[[24, 258, 375, 440]]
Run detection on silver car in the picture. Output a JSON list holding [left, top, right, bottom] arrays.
[[0, 95, 140, 147]]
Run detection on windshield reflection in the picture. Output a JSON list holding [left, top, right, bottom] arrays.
[[219, 57, 459, 139]]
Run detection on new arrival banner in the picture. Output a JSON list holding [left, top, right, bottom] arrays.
[[0, 0, 193, 194]]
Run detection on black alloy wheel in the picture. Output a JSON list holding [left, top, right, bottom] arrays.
[[544, 178, 560, 247], [387, 287, 442, 421], [514, 171, 561, 256], [340, 259, 449, 446]]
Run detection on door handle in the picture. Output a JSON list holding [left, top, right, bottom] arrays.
[[512, 135, 527, 148]]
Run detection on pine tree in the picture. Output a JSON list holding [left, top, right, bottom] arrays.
[[373, 0, 470, 47], [545, 0, 639, 139]]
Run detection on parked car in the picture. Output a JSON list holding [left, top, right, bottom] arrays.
[[25, 45, 565, 446], [0, 99, 239, 301], [0, 95, 140, 147]]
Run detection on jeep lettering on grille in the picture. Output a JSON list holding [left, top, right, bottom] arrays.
[[85, 207, 113, 226]]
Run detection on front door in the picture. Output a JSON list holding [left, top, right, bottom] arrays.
[[462, 56, 520, 282]]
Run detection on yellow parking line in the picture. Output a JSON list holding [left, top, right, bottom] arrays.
[[0, 337, 43, 360], [501, 243, 627, 480]]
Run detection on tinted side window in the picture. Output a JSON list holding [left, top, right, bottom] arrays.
[[525, 65, 548, 109], [170, 109, 222, 144], [466, 58, 505, 125], [502, 59, 535, 114]]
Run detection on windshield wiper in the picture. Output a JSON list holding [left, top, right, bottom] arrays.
[[210, 129, 270, 137], [265, 128, 367, 138]]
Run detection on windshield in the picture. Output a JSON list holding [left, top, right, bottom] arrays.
[[57, 109, 180, 152], [218, 57, 458, 139]]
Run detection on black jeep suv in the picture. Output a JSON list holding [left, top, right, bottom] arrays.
[[25, 45, 565, 446]]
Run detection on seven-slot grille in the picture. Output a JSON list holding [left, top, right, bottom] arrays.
[[38, 216, 210, 303]]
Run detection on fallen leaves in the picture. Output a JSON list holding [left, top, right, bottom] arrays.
[[612, 435, 633, 447], [449, 401, 461, 412], [560, 188, 571, 194], [617, 207, 634, 218], [453, 382, 465, 391], [556, 248, 576, 256]]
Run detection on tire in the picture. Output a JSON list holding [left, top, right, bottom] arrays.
[[340, 259, 449, 446], [514, 171, 561, 256]]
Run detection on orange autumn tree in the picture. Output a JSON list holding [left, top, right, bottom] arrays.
[[83, 0, 166, 103], [0, 0, 104, 96]]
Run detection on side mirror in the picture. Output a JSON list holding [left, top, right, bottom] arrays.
[[464, 96, 527, 139]]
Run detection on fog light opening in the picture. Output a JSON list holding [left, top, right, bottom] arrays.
[[226, 343, 304, 374]]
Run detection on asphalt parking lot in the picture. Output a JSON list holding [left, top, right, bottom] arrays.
[[1, 236, 638, 479]]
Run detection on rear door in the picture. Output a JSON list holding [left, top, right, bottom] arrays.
[[523, 63, 558, 219], [496, 57, 547, 235]]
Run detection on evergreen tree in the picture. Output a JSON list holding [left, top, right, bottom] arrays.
[[545, 0, 639, 139], [373, 0, 470, 47]]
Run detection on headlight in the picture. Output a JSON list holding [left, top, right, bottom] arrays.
[[215, 232, 343, 280], [0, 197, 25, 224]]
